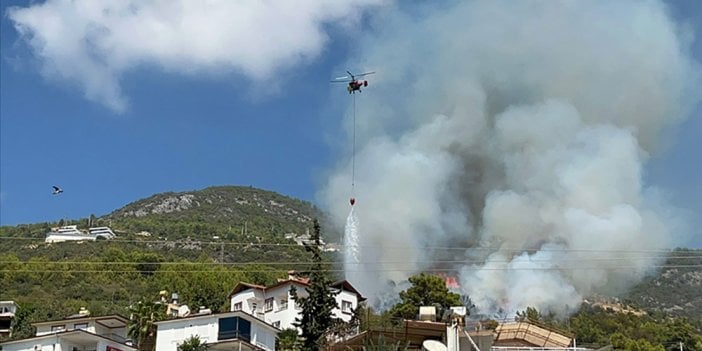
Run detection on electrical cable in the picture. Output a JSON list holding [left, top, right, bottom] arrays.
[[1, 264, 700, 274], [1, 236, 697, 254], [1, 256, 701, 266]]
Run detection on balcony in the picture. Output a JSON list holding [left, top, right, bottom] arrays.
[[276, 303, 288, 312]]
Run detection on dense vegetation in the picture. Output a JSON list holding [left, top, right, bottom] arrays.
[[516, 304, 702, 351]]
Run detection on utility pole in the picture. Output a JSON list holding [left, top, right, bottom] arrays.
[[680, 341, 683, 351], [220, 240, 224, 263]]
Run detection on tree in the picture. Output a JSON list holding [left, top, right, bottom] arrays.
[[516, 307, 541, 322], [290, 219, 338, 351], [389, 273, 461, 321], [177, 335, 208, 351], [128, 299, 165, 351], [8, 303, 49, 340], [276, 328, 301, 351]]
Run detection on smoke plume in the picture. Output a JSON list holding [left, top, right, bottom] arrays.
[[322, 0, 700, 316]]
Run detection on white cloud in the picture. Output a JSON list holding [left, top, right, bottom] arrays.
[[7, 0, 387, 112]]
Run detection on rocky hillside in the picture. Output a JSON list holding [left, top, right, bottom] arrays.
[[626, 249, 702, 320], [110, 186, 318, 223], [104, 186, 331, 242]]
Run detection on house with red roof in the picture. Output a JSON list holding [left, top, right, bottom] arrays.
[[228, 272, 365, 331]]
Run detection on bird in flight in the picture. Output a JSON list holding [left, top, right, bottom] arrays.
[[52, 186, 63, 195]]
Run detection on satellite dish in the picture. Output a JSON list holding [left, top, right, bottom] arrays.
[[422, 340, 447, 351]]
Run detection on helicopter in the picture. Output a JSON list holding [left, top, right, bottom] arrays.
[[331, 71, 375, 94]]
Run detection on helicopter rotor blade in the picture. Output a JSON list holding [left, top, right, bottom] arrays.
[[354, 71, 375, 77]]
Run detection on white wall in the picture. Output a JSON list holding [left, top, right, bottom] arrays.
[[36, 323, 67, 336], [1, 337, 110, 351], [230, 290, 261, 315], [155, 314, 277, 351], [1, 341, 44, 351], [333, 290, 359, 323], [261, 284, 301, 330], [155, 317, 217, 351], [1, 342, 57, 351]]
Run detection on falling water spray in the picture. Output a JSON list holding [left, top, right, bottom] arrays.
[[344, 207, 361, 282]]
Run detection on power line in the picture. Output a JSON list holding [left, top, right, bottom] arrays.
[[1, 264, 700, 274], [1, 255, 700, 266], [0, 236, 694, 254]]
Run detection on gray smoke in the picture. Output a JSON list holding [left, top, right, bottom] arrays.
[[321, 0, 700, 316]]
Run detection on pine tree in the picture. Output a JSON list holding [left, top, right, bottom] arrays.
[[290, 219, 338, 351], [389, 273, 462, 321]]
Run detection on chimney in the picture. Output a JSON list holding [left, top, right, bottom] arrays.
[[171, 293, 179, 304]]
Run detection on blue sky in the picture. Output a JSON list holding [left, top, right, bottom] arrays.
[[0, 0, 366, 224], [1, 0, 701, 247]]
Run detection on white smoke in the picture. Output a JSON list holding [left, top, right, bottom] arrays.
[[321, 0, 700, 316]]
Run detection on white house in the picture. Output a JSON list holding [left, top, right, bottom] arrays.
[[228, 273, 365, 331], [0, 313, 135, 351], [0, 301, 18, 338], [45, 225, 117, 243], [154, 310, 278, 351]]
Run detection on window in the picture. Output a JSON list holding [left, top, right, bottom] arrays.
[[341, 300, 353, 314], [278, 297, 288, 311], [51, 325, 65, 332], [73, 323, 88, 330], [218, 317, 251, 342], [264, 298, 274, 312], [272, 321, 281, 328], [233, 302, 242, 311]]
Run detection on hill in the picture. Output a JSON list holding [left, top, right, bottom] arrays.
[[0, 186, 338, 339], [625, 248, 702, 320], [107, 185, 326, 241]]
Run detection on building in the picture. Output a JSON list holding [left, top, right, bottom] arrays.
[[334, 321, 591, 351], [228, 272, 365, 331], [0, 301, 18, 338], [158, 291, 191, 318], [45, 225, 117, 243], [154, 310, 278, 351], [0, 311, 135, 351]]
